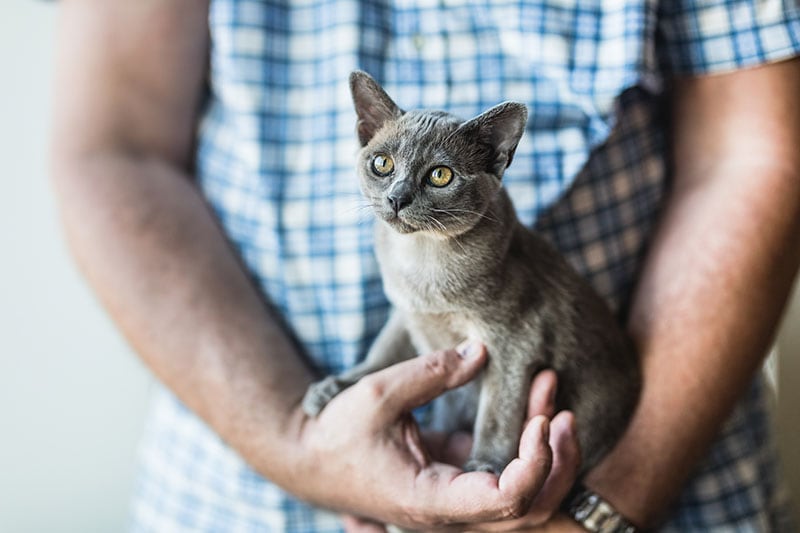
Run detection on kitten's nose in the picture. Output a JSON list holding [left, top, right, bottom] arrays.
[[387, 193, 411, 214], [387, 180, 413, 214]]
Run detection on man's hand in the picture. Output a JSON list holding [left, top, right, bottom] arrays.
[[463, 371, 580, 532], [330, 357, 580, 532]]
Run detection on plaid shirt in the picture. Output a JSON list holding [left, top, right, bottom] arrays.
[[131, 0, 800, 531]]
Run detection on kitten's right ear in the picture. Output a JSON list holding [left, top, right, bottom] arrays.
[[457, 102, 528, 176], [350, 71, 404, 146]]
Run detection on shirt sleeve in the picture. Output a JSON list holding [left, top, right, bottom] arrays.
[[657, 0, 800, 76]]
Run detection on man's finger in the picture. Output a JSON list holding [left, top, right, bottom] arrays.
[[360, 342, 487, 425], [408, 416, 553, 525], [527, 369, 558, 421], [498, 415, 553, 500], [455, 412, 580, 532], [527, 410, 580, 522]]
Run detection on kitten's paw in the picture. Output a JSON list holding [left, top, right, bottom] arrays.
[[302, 376, 344, 417], [463, 457, 505, 475]]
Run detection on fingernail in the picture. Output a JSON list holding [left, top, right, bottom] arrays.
[[456, 340, 480, 359]]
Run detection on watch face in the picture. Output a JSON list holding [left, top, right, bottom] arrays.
[[567, 488, 637, 533]]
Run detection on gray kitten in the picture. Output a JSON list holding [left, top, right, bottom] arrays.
[[303, 71, 640, 476]]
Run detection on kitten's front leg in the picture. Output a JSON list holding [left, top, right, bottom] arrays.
[[302, 310, 415, 416], [466, 356, 534, 474]]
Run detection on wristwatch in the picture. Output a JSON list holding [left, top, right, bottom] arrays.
[[564, 484, 640, 533]]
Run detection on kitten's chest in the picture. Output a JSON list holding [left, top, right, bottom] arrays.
[[375, 230, 469, 315], [380, 257, 456, 314]]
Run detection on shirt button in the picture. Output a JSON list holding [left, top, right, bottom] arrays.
[[412, 33, 425, 50]]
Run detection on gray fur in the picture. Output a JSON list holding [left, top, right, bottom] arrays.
[[303, 71, 641, 476]]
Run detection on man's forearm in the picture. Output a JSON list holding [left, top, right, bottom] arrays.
[[578, 59, 800, 529], [52, 152, 314, 485], [51, 0, 318, 502], [582, 162, 800, 528]]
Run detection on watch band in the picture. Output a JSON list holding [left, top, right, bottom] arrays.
[[564, 484, 640, 533]]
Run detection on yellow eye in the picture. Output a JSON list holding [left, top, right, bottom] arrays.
[[428, 166, 453, 187], [371, 154, 395, 176]]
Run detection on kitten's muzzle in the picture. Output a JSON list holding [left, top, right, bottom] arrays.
[[387, 180, 414, 215]]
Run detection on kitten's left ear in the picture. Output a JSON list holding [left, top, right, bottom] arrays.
[[458, 102, 528, 176], [350, 71, 404, 146]]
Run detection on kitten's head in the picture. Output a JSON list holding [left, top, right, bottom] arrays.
[[350, 71, 528, 238]]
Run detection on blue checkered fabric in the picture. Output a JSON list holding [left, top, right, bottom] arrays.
[[130, 0, 800, 531]]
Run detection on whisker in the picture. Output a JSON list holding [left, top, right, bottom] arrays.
[[449, 235, 468, 255], [422, 215, 472, 254], [431, 207, 500, 224], [422, 214, 447, 233]]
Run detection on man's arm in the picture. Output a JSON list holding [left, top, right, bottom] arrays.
[[51, 0, 318, 480], [581, 58, 800, 528], [52, 1, 577, 529]]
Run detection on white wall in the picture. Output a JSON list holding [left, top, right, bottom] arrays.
[[0, 2, 152, 532], [0, 1, 797, 531]]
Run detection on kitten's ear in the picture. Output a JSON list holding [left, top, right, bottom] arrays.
[[350, 71, 404, 146], [458, 102, 528, 176]]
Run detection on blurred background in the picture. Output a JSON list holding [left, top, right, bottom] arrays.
[[1, 1, 797, 531], [0, 2, 152, 531]]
